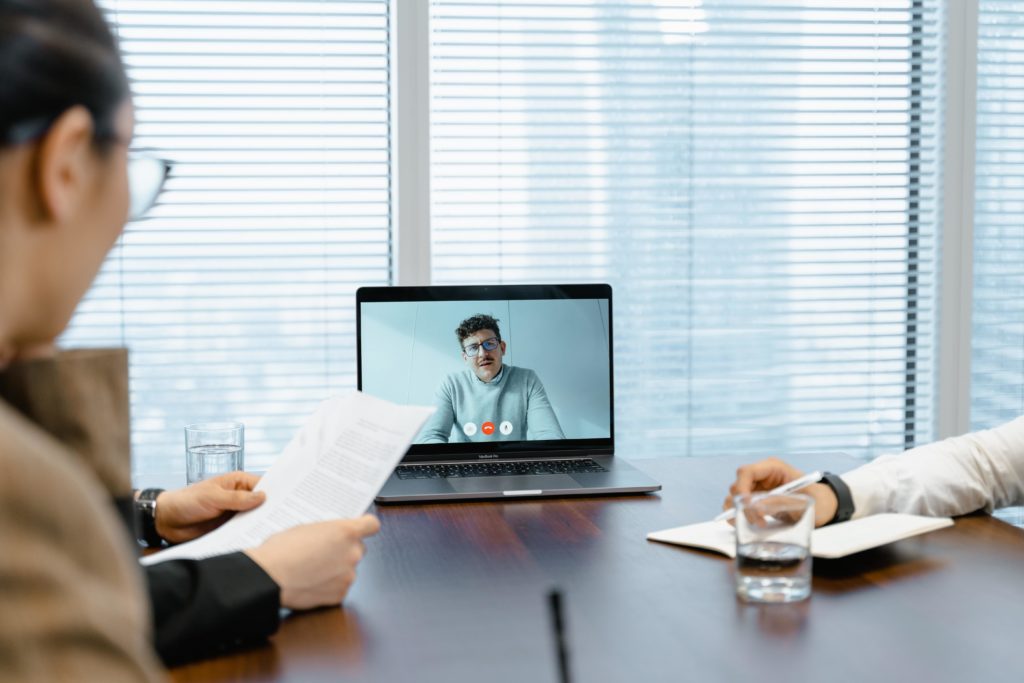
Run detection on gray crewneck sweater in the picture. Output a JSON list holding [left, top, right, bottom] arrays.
[[416, 365, 565, 443]]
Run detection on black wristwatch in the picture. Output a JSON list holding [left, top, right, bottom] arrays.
[[820, 472, 854, 525], [136, 488, 165, 547]]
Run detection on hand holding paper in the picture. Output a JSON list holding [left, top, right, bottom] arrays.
[[246, 515, 382, 609], [143, 391, 433, 566], [154, 471, 266, 544]]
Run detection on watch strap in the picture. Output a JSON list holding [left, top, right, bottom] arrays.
[[820, 472, 854, 525], [136, 487, 165, 547]]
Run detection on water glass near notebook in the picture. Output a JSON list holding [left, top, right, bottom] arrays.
[[646, 462, 957, 602], [733, 492, 815, 603]]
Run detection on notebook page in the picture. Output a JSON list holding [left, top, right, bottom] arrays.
[[647, 513, 953, 560], [810, 513, 953, 559]]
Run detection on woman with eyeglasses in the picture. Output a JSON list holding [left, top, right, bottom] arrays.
[[0, 0, 379, 677]]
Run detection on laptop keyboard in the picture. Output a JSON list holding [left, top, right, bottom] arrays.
[[395, 459, 609, 480]]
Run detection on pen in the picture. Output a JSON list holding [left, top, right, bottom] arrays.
[[548, 588, 572, 683], [712, 470, 823, 522]]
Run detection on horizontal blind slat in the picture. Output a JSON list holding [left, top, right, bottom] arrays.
[[972, 2, 1024, 428], [64, 1, 392, 477], [430, 0, 941, 460]]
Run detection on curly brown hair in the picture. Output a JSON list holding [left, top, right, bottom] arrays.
[[455, 314, 501, 347]]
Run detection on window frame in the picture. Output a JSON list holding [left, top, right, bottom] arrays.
[[393, 0, 979, 444]]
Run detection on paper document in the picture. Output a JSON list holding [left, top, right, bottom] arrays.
[[142, 391, 433, 565], [647, 513, 953, 560]]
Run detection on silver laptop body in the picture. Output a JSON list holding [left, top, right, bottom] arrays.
[[358, 284, 660, 503]]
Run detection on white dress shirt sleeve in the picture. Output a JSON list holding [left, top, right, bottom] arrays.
[[842, 415, 1024, 518]]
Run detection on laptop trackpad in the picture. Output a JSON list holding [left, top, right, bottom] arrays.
[[449, 474, 581, 494]]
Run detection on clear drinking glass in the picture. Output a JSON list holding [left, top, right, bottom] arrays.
[[185, 422, 244, 484], [734, 492, 814, 603]]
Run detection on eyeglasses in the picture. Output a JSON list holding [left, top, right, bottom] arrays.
[[127, 152, 172, 221], [463, 337, 500, 357], [3, 116, 171, 221]]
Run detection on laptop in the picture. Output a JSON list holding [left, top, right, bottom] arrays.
[[357, 283, 661, 503]]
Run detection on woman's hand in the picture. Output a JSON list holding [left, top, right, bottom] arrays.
[[245, 515, 381, 610], [154, 471, 265, 544]]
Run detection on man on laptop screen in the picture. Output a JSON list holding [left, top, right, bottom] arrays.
[[417, 313, 565, 444], [358, 284, 659, 503]]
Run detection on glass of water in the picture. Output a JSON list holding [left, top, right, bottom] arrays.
[[734, 492, 814, 603], [185, 422, 244, 485]]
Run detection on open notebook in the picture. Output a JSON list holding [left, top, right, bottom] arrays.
[[647, 513, 953, 559]]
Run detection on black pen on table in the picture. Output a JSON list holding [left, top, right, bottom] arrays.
[[548, 588, 572, 683]]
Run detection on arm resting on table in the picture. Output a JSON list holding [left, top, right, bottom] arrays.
[[844, 415, 1024, 519]]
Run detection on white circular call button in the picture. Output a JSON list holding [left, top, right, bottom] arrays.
[[499, 421, 513, 435], [463, 422, 477, 436]]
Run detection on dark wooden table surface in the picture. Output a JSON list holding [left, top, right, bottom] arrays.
[[169, 454, 1024, 683]]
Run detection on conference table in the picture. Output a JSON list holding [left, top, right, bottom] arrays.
[[167, 453, 1024, 682]]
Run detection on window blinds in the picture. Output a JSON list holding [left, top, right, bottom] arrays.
[[430, 0, 944, 459], [972, 1, 1024, 430], [62, 1, 392, 476]]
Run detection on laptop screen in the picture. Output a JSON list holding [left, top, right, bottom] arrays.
[[357, 284, 613, 460]]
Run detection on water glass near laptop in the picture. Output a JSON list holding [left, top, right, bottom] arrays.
[[185, 421, 244, 484]]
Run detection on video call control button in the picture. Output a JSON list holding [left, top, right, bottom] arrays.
[[463, 422, 477, 436], [481, 421, 495, 435], [499, 421, 513, 435]]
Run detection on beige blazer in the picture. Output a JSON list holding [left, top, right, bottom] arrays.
[[0, 350, 164, 681]]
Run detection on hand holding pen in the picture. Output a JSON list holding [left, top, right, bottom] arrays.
[[720, 458, 842, 527], [714, 470, 823, 522]]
